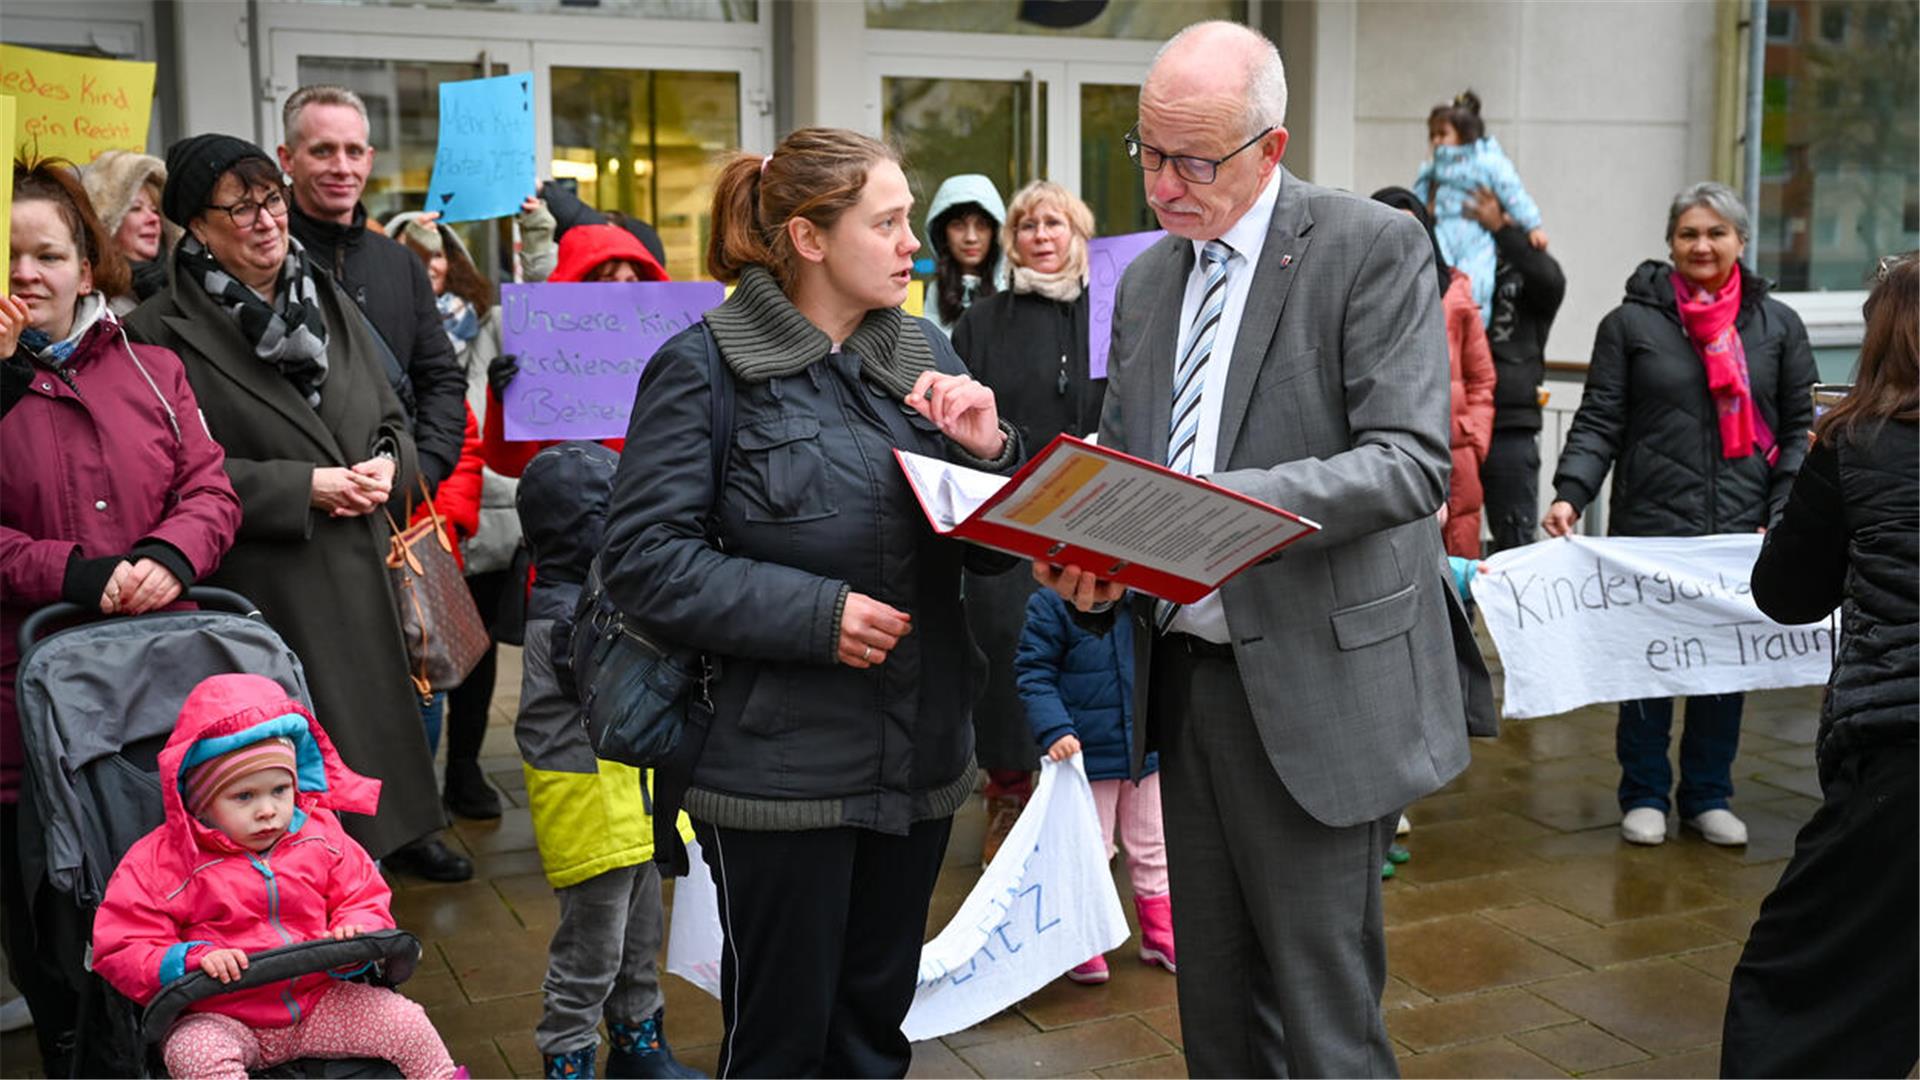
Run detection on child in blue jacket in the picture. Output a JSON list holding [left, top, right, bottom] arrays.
[[1413, 90, 1549, 327], [1014, 589, 1172, 986]]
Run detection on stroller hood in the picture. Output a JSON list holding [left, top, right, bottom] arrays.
[[157, 674, 380, 862]]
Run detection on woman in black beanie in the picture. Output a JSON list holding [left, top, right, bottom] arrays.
[[125, 134, 453, 868]]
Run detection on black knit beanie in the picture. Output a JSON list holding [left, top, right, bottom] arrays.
[[161, 134, 277, 227]]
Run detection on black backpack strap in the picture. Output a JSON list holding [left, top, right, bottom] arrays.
[[652, 323, 732, 877]]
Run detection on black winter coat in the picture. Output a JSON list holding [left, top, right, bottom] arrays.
[[600, 324, 1019, 836], [1751, 421, 1917, 779], [288, 200, 466, 489], [1553, 262, 1816, 535], [950, 288, 1106, 770], [1486, 224, 1566, 433]]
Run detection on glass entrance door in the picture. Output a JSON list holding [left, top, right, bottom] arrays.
[[269, 31, 532, 276], [535, 43, 771, 280]]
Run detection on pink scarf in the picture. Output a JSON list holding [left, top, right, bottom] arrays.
[[1673, 269, 1777, 464]]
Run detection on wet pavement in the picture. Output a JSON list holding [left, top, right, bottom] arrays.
[[2, 637, 1827, 1078]]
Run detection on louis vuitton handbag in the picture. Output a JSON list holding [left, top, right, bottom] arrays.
[[385, 479, 490, 700]]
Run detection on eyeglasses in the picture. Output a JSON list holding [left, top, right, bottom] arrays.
[[1125, 125, 1273, 185], [1015, 216, 1071, 237], [209, 188, 289, 229]]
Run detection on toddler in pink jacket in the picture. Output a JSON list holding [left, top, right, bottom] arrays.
[[92, 673, 460, 1079]]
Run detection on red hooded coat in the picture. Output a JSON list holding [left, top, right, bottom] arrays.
[[1443, 268, 1496, 556], [480, 223, 669, 477], [91, 674, 393, 1028]]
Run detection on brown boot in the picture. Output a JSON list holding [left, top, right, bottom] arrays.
[[980, 796, 1023, 868]]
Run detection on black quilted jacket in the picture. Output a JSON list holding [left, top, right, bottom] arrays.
[[1553, 261, 1816, 535]]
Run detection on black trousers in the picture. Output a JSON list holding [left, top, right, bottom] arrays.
[[1482, 428, 1541, 553], [1, 802, 77, 1076], [443, 569, 511, 768], [1720, 749, 1919, 1078], [693, 816, 951, 1079]]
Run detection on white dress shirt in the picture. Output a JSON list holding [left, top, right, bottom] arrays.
[[1168, 168, 1283, 644]]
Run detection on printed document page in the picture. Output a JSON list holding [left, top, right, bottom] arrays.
[[982, 442, 1313, 587]]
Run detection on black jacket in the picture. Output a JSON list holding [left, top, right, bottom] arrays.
[[949, 287, 1105, 769], [1751, 421, 1918, 777], [287, 199, 466, 488], [599, 323, 1019, 836], [951, 289, 1104, 453], [1553, 261, 1816, 535], [1486, 224, 1566, 432]]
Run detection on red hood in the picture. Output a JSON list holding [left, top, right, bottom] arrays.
[[550, 223, 670, 284], [156, 674, 381, 864]]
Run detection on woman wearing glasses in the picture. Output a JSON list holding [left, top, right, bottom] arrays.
[[949, 181, 1104, 865], [126, 135, 449, 864]]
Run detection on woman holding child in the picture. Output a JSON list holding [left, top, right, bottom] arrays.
[[599, 127, 1020, 1077]]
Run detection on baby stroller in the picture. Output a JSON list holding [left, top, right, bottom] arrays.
[[14, 589, 422, 1078]]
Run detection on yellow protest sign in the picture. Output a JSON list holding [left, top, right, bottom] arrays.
[[0, 95, 12, 295], [0, 44, 154, 164]]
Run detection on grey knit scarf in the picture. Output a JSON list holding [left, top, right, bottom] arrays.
[[703, 265, 936, 401], [179, 234, 330, 408]]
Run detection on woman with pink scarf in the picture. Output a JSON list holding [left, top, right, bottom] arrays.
[[1545, 182, 1815, 850]]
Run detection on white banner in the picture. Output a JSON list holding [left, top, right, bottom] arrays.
[[1472, 535, 1837, 719], [664, 756, 1131, 1042]]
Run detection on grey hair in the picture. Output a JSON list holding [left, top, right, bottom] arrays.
[[1666, 181, 1750, 243], [1150, 21, 1288, 137], [283, 85, 371, 147]]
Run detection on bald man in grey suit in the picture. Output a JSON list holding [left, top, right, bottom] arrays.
[[1037, 21, 1491, 1078]]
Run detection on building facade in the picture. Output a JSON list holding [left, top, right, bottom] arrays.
[[10, 0, 1914, 375]]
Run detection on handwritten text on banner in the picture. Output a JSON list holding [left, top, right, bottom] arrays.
[[0, 45, 154, 163], [424, 72, 537, 223], [498, 281, 725, 441], [1472, 535, 1836, 719]]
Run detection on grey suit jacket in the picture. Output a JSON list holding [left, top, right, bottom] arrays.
[[1108, 167, 1490, 828]]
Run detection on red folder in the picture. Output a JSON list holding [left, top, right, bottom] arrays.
[[895, 434, 1320, 604]]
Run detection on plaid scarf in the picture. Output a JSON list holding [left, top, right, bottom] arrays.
[[179, 234, 330, 408]]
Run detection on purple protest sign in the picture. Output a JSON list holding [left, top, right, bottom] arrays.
[[1086, 230, 1166, 379], [498, 281, 725, 441]]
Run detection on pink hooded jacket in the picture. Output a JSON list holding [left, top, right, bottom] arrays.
[[91, 674, 393, 1028]]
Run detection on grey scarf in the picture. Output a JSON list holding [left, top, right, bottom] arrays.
[[179, 234, 330, 408], [703, 265, 937, 401]]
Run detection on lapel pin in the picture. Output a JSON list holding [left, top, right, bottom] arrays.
[[1279, 253, 1293, 269]]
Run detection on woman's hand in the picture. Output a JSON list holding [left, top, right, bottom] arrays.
[[311, 466, 387, 517], [0, 295, 33, 358], [1033, 562, 1126, 612], [907, 371, 1004, 461], [1542, 500, 1579, 538], [199, 947, 249, 984], [109, 559, 183, 615], [838, 592, 911, 668], [1046, 734, 1081, 762]]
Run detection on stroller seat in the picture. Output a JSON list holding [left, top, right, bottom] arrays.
[[14, 590, 420, 1078]]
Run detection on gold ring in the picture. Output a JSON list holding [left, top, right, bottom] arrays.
[[862, 645, 874, 662]]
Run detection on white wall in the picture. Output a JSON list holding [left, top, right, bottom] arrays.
[[1319, 0, 1722, 365]]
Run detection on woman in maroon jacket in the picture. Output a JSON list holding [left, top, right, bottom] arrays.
[[0, 159, 241, 1075]]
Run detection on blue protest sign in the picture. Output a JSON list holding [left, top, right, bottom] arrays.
[[424, 72, 536, 223]]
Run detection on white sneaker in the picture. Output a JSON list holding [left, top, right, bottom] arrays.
[[1621, 807, 1668, 845], [1685, 808, 1749, 846], [1396, 813, 1412, 837], [0, 995, 31, 1033]]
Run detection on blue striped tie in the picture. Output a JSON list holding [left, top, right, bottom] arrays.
[[1156, 239, 1234, 633]]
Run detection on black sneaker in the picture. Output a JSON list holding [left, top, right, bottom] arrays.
[[443, 758, 504, 820], [386, 836, 473, 882]]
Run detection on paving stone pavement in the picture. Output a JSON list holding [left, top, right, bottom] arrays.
[[1, 637, 1829, 1078]]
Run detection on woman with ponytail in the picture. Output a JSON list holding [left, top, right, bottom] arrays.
[[598, 128, 1020, 1077]]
